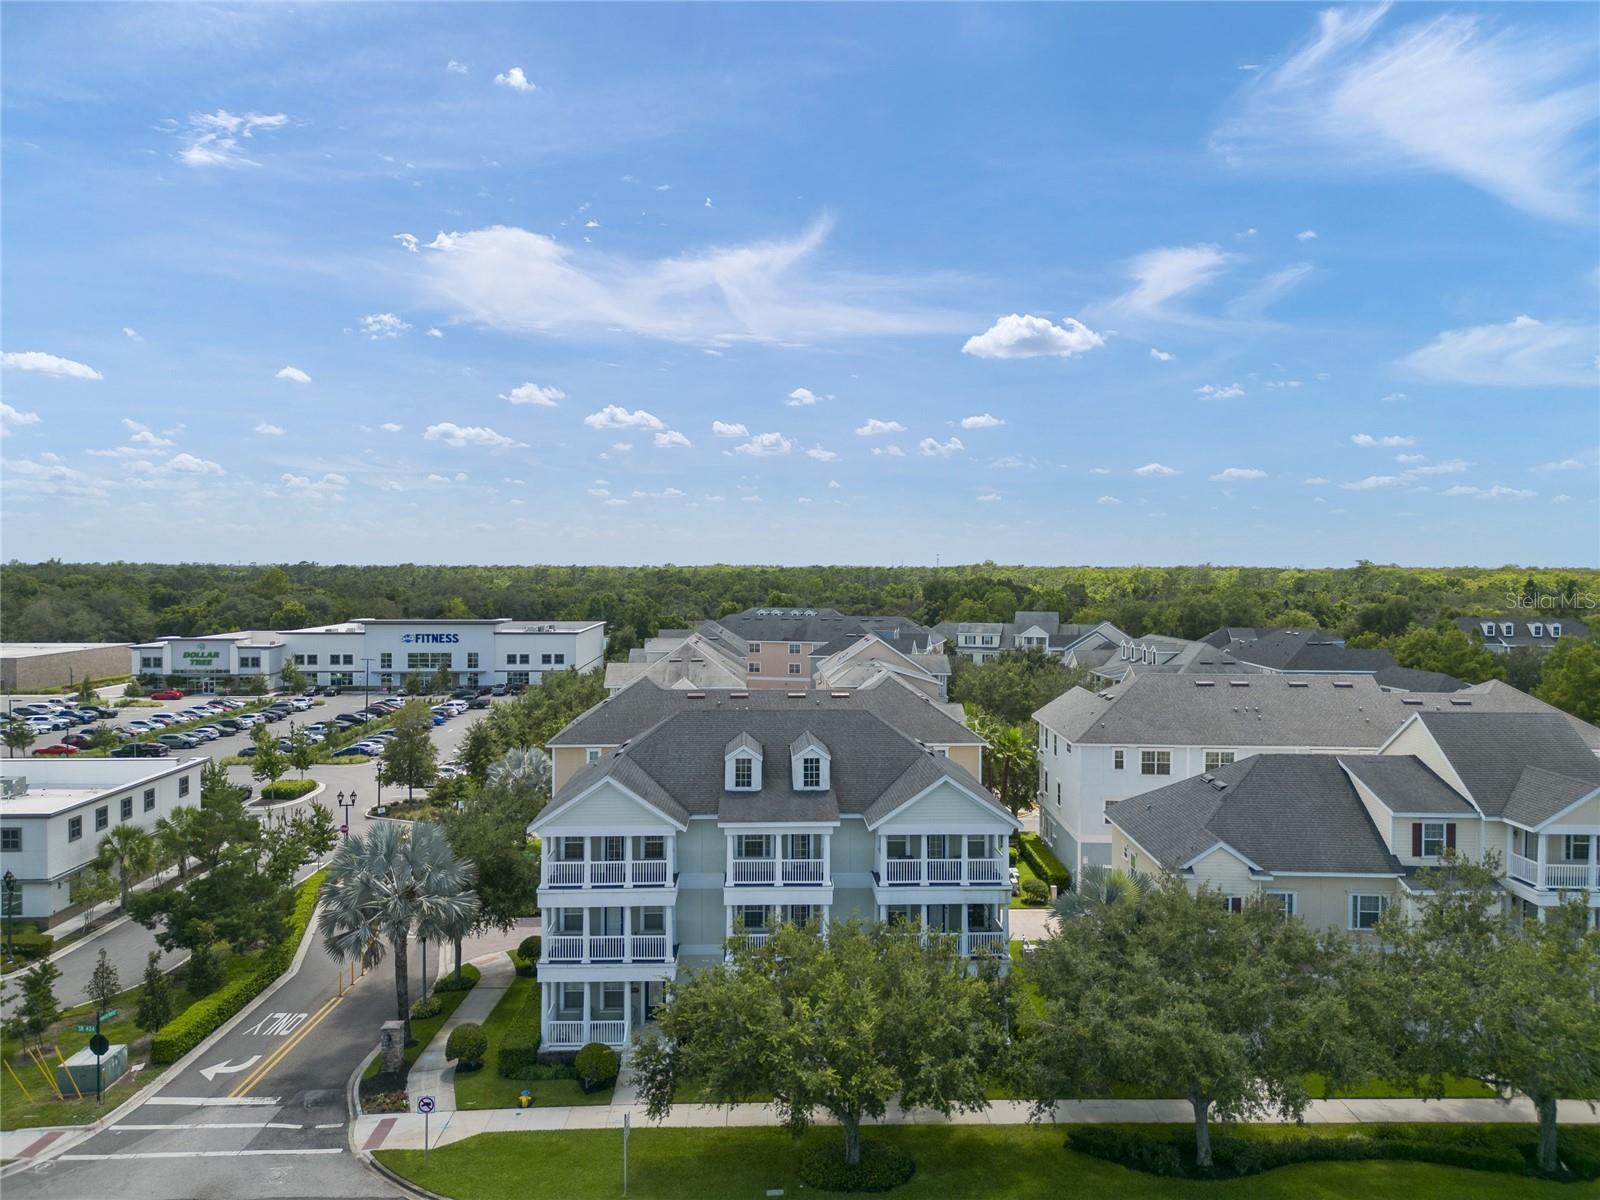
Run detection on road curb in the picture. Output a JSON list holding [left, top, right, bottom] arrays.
[[252, 780, 328, 813], [348, 1044, 452, 1200], [0, 897, 326, 1177]]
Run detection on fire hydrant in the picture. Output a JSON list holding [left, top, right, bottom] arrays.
[[518, 1089, 533, 1109]]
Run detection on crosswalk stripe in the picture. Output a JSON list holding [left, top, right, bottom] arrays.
[[59, 1149, 346, 1161], [113, 1122, 303, 1131], [143, 1097, 281, 1107]]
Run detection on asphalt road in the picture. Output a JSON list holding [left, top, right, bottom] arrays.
[[4, 693, 511, 1198]]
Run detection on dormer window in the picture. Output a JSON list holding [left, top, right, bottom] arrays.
[[1500, 622, 1514, 637], [802, 756, 821, 788], [725, 732, 763, 791], [1481, 622, 1496, 637], [1530, 622, 1543, 638], [790, 731, 831, 790], [734, 758, 754, 788], [1550, 623, 1562, 638]]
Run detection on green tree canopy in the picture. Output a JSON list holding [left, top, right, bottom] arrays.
[[378, 700, 439, 801], [1536, 635, 1600, 723], [950, 648, 1087, 727]]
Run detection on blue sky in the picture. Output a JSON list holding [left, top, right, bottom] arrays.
[[2, 2, 1596, 567]]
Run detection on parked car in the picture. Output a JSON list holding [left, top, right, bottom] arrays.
[[14, 703, 57, 717], [148, 713, 179, 727], [436, 763, 462, 779], [331, 744, 371, 758], [32, 743, 80, 756], [61, 733, 97, 749], [469, 696, 491, 709], [490, 684, 508, 696], [451, 688, 477, 701], [149, 689, 185, 700], [236, 713, 263, 728], [289, 697, 312, 712], [84, 705, 119, 719], [431, 714, 446, 726], [237, 745, 258, 758], [158, 732, 201, 749], [323, 686, 341, 697], [192, 726, 222, 741], [125, 719, 157, 733], [111, 742, 170, 758]]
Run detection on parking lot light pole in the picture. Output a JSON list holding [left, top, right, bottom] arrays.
[[337, 789, 356, 838]]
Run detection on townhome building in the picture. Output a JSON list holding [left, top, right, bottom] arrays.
[[529, 695, 1015, 1052], [1201, 626, 1467, 691], [936, 612, 1116, 664], [1454, 615, 1591, 653], [1032, 673, 1600, 880], [1106, 711, 1599, 931]]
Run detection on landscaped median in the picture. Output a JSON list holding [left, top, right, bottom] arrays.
[[149, 867, 326, 1063], [372, 1123, 1599, 1199]]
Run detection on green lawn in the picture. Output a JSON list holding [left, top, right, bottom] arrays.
[[453, 963, 614, 1109], [376, 1125, 1587, 1200], [362, 968, 479, 1083], [1007, 856, 1051, 910], [1, 951, 260, 1130]]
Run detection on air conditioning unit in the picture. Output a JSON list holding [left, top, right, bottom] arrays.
[[1, 776, 28, 798]]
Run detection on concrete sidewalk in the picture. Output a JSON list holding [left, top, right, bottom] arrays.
[[354, 1095, 1600, 1152], [403, 951, 515, 1112]]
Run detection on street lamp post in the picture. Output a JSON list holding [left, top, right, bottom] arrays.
[[337, 789, 357, 839], [2, 870, 16, 963]]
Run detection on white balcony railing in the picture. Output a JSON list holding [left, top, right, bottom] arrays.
[[590, 1020, 628, 1047], [589, 861, 626, 886], [547, 861, 584, 887], [630, 934, 669, 961], [547, 935, 584, 962], [588, 935, 626, 960], [781, 858, 826, 883], [547, 1020, 585, 1047], [545, 1019, 630, 1049], [731, 859, 776, 885], [962, 931, 1008, 956], [544, 858, 672, 888], [733, 931, 771, 949], [544, 933, 673, 964], [631, 859, 669, 885], [883, 858, 1006, 886], [1510, 853, 1598, 890]]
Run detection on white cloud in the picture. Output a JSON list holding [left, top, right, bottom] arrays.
[[872, 445, 905, 458], [806, 445, 838, 462], [1214, 6, 1598, 223], [855, 418, 906, 436], [122, 327, 142, 341], [1210, 467, 1268, 481], [993, 455, 1027, 470], [163, 453, 224, 475], [1113, 244, 1230, 315], [631, 487, 685, 501], [1195, 383, 1245, 399], [611, 442, 633, 452], [785, 387, 820, 407], [733, 432, 793, 457], [1532, 456, 1587, 471], [741, 495, 763, 503], [961, 313, 1104, 360], [1394, 453, 1425, 464], [1149, 348, 1174, 362], [379, 422, 403, 433], [917, 436, 964, 458], [424, 422, 516, 449], [447, 59, 469, 74], [170, 109, 289, 168], [1, 351, 103, 380], [584, 405, 664, 431], [1296, 229, 1318, 241], [493, 67, 536, 92], [587, 487, 610, 498], [394, 233, 420, 253], [959, 413, 1004, 429], [500, 382, 564, 407], [1303, 476, 1331, 485], [0, 457, 106, 498], [280, 471, 348, 498], [0, 403, 42, 433], [361, 313, 411, 339], [1381, 391, 1408, 403], [712, 421, 749, 438], [1351, 432, 1415, 447], [1551, 494, 1572, 503], [275, 366, 311, 384], [1400, 315, 1597, 386], [654, 430, 693, 449], [255, 422, 285, 436], [426, 327, 444, 338], [1444, 483, 1538, 500], [407, 217, 962, 346], [1342, 474, 1405, 490], [1263, 378, 1304, 389], [1096, 495, 1122, 506], [1134, 462, 1181, 477], [977, 492, 1001, 502], [1406, 458, 1470, 476]]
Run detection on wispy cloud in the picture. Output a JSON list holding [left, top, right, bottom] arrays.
[[1210, 467, 1268, 481], [500, 382, 564, 406], [1134, 462, 1181, 476], [1, 350, 103, 380], [1400, 314, 1597, 386], [1195, 383, 1245, 399], [1351, 432, 1415, 447], [1213, 4, 1598, 222], [855, 418, 905, 436], [1109, 244, 1230, 317], [733, 432, 792, 457], [168, 109, 289, 169], [361, 313, 410, 339], [0, 403, 42, 433], [424, 422, 517, 449]]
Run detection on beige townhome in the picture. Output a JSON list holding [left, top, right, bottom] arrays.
[[529, 689, 1015, 1053], [1106, 710, 1599, 932]]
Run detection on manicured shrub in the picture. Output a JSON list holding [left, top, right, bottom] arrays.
[[1066, 1128, 1184, 1177], [150, 868, 325, 1063], [1019, 877, 1051, 905], [798, 1140, 916, 1193], [445, 1021, 487, 1071], [516, 934, 541, 964], [1016, 832, 1070, 892], [8, 928, 55, 960], [260, 778, 318, 801], [433, 962, 481, 993], [574, 1042, 619, 1092], [410, 994, 444, 1020]]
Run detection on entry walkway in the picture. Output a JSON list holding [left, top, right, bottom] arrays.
[[354, 1095, 1600, 1152], [403, 951, 515, 1112]]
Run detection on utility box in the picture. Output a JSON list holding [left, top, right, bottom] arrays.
[[56, 1044, 128, 1094]]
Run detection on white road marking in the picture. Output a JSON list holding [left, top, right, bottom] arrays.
[[59, 1149, 345, 1161], [314, 1122, 344, 1129], [144, 1097, 281, 1107], [113, 1122, 303, 1131], [200, 1055, 262, 1082], [241, 1011, 310, 1037]]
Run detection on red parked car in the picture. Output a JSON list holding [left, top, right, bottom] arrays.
[[149, 689, 186, 700], [33, 743, 80, 756]]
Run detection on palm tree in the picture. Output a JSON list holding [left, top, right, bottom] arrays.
[[1054, 861, 1153, 921], [486, 745, 552, 796], [98, 824, 157, 912], [982, 722, 1036, 819], [317, 821, 478, 1042], [153, 806, 202, 880]]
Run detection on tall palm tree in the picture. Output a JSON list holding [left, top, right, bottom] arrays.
[[317, 821, 479, 1042], [153, 806, 202, 880], [486, 745, 551, 796], [98, 824, 157, 912], [1054, 861, 1153, 921]]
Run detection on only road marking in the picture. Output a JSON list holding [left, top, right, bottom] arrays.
[[229, 993, 341, 1098]]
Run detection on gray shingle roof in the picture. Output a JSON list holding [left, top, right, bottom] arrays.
[[1415, 711, 1600, 823], [550, 677, 983, 748], [1108, 755, 1405, 875], [1372, 666, 1468, 693], [1453, 616, 1590, 648], [550, 707, 1008, 827], [1337, 755, 1475, 814]]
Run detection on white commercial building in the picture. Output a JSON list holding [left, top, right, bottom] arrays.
[[130, 618, 606, 694], [0, 757, 206, 927]]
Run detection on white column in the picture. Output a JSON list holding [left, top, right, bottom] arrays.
[[624, 835, 634, 888], [581, 980, 591, 1043], [876, 835, 884, 882], [666, 904, 675, 957], [623, 905, 633, 963], [669, 833, 677, 883], [726, 833, 734, 883], [822, 832, 832, 883], [581, 906, 590, 962]]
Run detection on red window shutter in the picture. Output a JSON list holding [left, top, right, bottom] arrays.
[[1446, 823, 1456, 850], [1412, 823, 1423, 857]]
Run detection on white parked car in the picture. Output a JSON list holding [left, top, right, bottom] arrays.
[[289, 697, 312, 712], [192, 726, 222, 741]]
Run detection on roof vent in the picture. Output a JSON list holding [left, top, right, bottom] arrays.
[[1332, 681, 1354, 689], [831, 691, 849, 699], [730, 691, 749, 699], [1199, 773, 1214, 783], [1449, 698, 1473, 707], [1228, 680, 1249, 687], [685, 692, 706, 700], [787, 691, 806, 699], [1402, 697, 1423, 706], [1209, 778, 1228, 791], [1194, 680, 1215, 688]]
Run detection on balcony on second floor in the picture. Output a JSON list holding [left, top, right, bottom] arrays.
[[542, 832, 676, 891], [1506, 831, 1597, 893], [725, 830, 832, 888], [875, 832, 1007, 888], [541, 904, 675, 966]]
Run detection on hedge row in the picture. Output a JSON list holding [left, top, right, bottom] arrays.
[[1017, 832, 1071, 892], [1065, 1126, 1597, 1182], [260, 778, 320, 801], [9, 928, 56, 960], [150, 868, 327, 1064]]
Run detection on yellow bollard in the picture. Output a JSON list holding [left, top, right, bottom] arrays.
[[54, 1046, 84, 1100], [4, 1055, 36, 1104]]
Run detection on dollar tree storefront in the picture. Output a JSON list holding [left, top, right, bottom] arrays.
[[129, 632, 287, 693]]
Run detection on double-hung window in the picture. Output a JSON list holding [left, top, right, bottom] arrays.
[[788, 662, 803, 675], [733, 757, 754, 788], [0, 828, 19, 852], [1113, 749, 1124, 770], [1205, 750, 1234, 771], [1264, 891, 1297, 918], [1140, 750, 1171, 776], [1564, 835, 1593, 863], [1419, 821, 1447, 858], [120, 796, 133, 821], [802, 756, 821, 788], [1350, 893, 1388, 931], [68, 816, 83, 842], [95, 806, 109, 832]]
